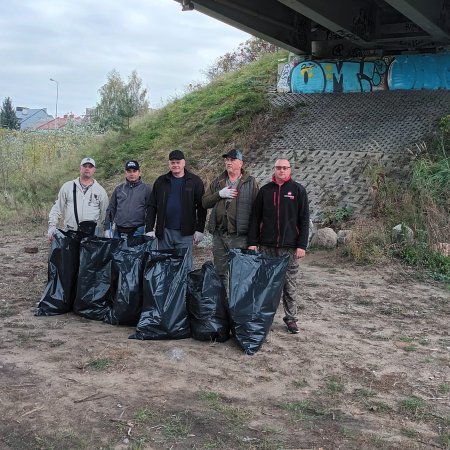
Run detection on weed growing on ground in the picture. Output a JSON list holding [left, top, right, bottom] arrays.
[[439, 433, 450, 447], [278, 400, 326, 421], [354, 388, 376, 399], [198, 391, 252, 427], [133, 407, 157, 423], [324, 375, 344, 394], [403, 344, 417, 352], [400, 427, 419, 438], [160, 413, 192, 439], [86, 358, 113, 371], [293, 379, 309, 388], [340, 426, 357, 439], [398, 397, 427, 419]]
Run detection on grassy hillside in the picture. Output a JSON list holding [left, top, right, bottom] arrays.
[[0, 50, 288, 223], [90, 50, 289, 185]]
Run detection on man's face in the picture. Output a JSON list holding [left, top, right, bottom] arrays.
[[125, 168, 140, 182], [80, 163, 95, 179], [274, 159, 291, 183], [169, 158, 185, 177], [224, 157, 243, 173]]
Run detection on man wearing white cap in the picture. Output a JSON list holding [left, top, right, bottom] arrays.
[[47, 157, 109, 242]]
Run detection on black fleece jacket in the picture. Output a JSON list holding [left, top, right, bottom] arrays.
[[248, 178, 309, 249], [145, 170, 207, 238]]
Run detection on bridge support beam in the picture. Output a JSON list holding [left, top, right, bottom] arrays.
[[384, 0, 450, 42], [181, 0, 312, 54]]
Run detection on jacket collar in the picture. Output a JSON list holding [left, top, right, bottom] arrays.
[[220, 168, 250, 182], [126, 178, 142, 188], [165, 169, 190, 180], [272, 175, 291, 185]]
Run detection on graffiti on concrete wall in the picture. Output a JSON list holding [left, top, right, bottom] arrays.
[[290, 59, 387, 93], [277, 53, 450, 93], [387, 53, 450, 90]]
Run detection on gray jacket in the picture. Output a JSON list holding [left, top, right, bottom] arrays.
[[104, 179, 152, 229]]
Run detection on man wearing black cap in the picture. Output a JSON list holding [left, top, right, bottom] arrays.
[[104, 160, 152, 238], [202, 149, 259, 288], [145, 150, 207, 269]]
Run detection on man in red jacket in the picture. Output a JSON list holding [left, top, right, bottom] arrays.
[[248, 158, 309, 334]]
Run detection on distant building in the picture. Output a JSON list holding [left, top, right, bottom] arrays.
[[33, 113, 84, 131], [15, 107, 53, 130]]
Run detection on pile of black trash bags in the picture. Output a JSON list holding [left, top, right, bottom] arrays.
[[36, 230, 289, 355]]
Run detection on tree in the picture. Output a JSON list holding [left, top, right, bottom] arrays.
[[93, 70, 149, 131], [205, 37, 279, 81], [0, 97, 20, 130]]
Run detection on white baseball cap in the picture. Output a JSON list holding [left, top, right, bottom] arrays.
[[80, 157, 96, 167]]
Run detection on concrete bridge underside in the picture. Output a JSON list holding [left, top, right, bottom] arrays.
[[175, 1, 450, 219], [176, 0, 450, 56]]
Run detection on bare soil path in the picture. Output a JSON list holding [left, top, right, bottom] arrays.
[[0, 225, 449, 450]]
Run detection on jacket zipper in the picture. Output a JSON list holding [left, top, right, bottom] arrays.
[[276, 185, 281, 247]]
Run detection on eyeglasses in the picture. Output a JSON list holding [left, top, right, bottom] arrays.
[[274, 166, 291, 170]]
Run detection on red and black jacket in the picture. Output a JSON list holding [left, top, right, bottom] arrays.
[[248, 178, 309, 249]]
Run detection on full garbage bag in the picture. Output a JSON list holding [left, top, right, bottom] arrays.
[[129, 248, 190, 340], [73, 237, 118, 320], [36, 230, 82, 316], [104, 236, 155, 326], [186, 261, 230, 342], [228, 249, 290, 355]]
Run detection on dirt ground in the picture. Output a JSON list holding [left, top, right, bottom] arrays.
[[0, 224, 449, 450]]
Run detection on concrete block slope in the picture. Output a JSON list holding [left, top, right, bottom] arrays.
[[248, 90, 450, 221]]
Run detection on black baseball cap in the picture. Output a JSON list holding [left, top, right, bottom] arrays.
[[169, 150, 185, 160], [125, 160, 140, 170], [222, 149, 243, 161]]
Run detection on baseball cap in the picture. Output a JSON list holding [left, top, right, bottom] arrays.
[[222, 149, 243, 161], [125, 160, 140, 170], [168, 150, 185, 160], [80, 157, 96, 167]]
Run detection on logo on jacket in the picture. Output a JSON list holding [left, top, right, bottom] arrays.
[[284, 191, 295, 200]]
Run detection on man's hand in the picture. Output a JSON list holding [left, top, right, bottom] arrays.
[[296, 248, 306, 259], [248, 246, 257, 251], [145, 231, 156, 238], [219, 187, 238, 199], [193, 231, 204, 245], [104, 230, 113, 238], [47, 225, 57, 243]]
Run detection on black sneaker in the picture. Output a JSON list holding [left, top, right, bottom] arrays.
[[285, 320, 299, 334]]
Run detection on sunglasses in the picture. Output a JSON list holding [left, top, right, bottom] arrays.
[[274, 166, 291, 170]]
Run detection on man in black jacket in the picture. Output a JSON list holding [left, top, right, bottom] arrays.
[[104, 160, 152, 238], [145, 150, 207, 269], [248, 158, 309, 334]]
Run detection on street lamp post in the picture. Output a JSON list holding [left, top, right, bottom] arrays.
[[49, 78, 59, 131]]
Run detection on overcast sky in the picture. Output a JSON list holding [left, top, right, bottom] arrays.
[[0, 0, 249, 117]]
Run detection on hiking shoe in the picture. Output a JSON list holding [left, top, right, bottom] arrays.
[[285, 320, 299, 334]]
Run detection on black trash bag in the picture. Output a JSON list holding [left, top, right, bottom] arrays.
[[228, 249, 290, 355], [129, 248, 190, 340], [36, 229, 82, 316], [104, 236, 156, 326], [186, 261, 230, 342], [73, 237, 119, 320]]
